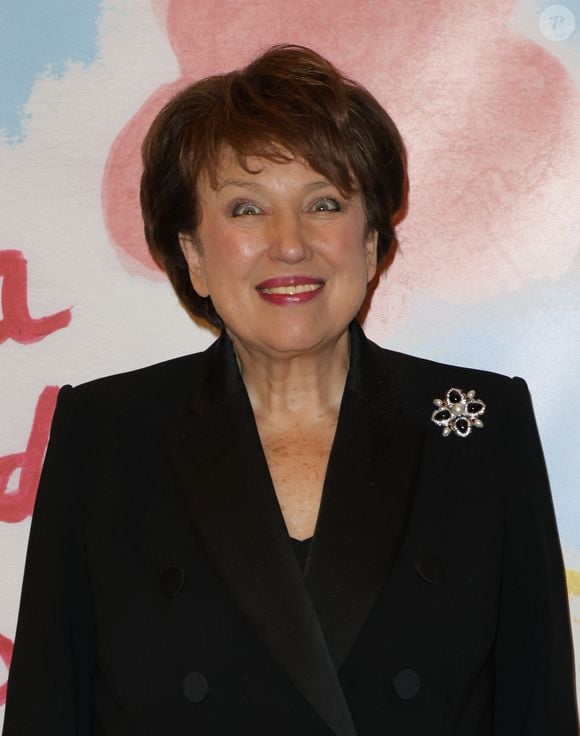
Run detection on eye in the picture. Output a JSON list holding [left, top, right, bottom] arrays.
[[310, 197, 342, 213], [231, 201, 262, 217]]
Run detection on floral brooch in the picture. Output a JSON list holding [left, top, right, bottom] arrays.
[[431, 388, 486, 438]]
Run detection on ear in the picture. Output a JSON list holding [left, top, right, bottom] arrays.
[[178, 233, 210, 298], [364, 229, 379, 283]]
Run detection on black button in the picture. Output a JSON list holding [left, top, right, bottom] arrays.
[[393, 668, 421, 700], [160, 566, 185, 598], [415, 554, 444, 584], [182, 672, 210, 703]]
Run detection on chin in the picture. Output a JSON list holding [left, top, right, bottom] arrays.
[[253, 320, 351, 358]]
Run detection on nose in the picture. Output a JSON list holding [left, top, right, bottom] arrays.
[[266, 211, 311, 264]]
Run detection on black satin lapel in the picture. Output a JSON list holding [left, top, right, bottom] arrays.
[[305, 327, 426, 670], [164, 391, 356, 736]]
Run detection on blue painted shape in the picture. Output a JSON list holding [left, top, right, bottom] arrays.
[[0, 0, 102, 143]]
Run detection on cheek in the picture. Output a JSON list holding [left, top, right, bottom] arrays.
[[335, 222, 372, 268], [197, 227, 260, 291]]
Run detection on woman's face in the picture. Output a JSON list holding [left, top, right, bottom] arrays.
[[180, 150, 377, 359]]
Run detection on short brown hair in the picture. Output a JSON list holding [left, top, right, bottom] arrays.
[[140, 44, 407, 328]]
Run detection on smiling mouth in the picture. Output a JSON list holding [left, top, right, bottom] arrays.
[[259, 283, 323, 295]]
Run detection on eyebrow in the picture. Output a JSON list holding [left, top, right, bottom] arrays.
[[215, 178, 335, 193]]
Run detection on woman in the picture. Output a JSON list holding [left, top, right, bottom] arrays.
[[3, 45, 577, 735]]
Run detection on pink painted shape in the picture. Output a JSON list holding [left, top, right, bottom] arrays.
[[0, 251, 71, 344], [0, 386, 59, 524], [0, 634, 13, 705], [102, 81, 191, 279], [102, 0, 579, 334]]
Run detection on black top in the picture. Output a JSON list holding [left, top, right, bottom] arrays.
[[4, 321, 577, 736], [289, 536, 312, 572]]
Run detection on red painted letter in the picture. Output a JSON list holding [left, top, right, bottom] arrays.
[[0, 250, 71, 344], [0, 387, 59, 523], [0, 634, 13, 705]]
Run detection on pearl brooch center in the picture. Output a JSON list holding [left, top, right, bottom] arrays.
[[431, 387, 486, 438]]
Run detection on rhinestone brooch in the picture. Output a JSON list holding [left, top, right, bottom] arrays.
[[431, 387, 486, 438]]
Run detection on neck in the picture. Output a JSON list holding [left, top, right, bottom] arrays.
[[231, 330, 350, 419]]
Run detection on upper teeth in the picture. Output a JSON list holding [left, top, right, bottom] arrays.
[[261, 283, 322, 295]]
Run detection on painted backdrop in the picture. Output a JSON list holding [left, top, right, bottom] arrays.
[[1, 0, 579, 719]]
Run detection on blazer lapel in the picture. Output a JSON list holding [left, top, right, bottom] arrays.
[[305, 322, 426, 669], [163, 334, 356, 736]]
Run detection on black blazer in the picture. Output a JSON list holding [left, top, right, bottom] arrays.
[[3, 322, 578, 735]]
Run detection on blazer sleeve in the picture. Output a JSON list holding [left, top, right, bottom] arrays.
[[493, 377, 578, 734], [2, 386, 95, 735]]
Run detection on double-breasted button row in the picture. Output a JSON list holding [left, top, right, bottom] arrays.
[[414, 554, 445, 584], [183, 668, 419, 704], [182, 672, 210, 703], [160, 566, 186, 597], [162, 558, 445, 594], [166, 564, 425, 706]]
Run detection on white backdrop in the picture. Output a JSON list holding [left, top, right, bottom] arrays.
[[1, 0, 579, 719]]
